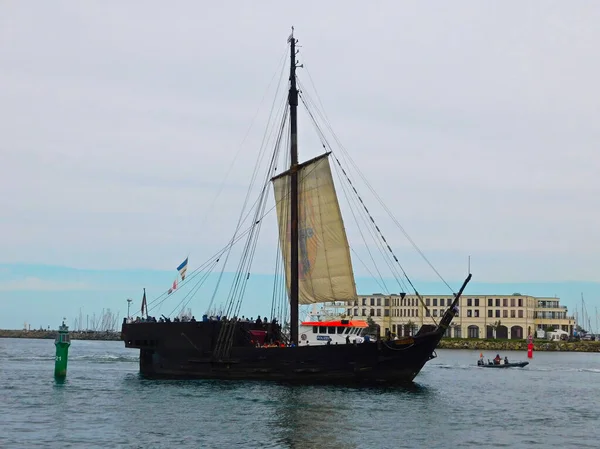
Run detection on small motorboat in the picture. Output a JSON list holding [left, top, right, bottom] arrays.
[[477, 360, 529, 368]]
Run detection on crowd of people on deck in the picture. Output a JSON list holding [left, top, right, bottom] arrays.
[[124, 315, 197, 324], [124, 314, 277, 327]]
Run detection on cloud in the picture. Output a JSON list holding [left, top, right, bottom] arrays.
[[0, 277, 92, 292], [0, 1, 598, 284]]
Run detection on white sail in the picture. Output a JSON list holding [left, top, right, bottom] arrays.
[[272, 154, 357, 304]]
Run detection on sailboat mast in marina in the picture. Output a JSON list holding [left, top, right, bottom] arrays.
[[121, 30, 472, 384]]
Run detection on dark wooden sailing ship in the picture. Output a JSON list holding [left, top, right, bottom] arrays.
[[121, 31, 471, 384]]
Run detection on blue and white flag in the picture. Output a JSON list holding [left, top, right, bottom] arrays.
[[177, 257, 189, 281]]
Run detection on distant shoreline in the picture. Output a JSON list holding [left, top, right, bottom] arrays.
[[0, 329, 121, 341]]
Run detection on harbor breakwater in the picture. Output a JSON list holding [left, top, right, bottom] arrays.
[[0, 329, 121, 341], [438, 338, 600, 353]]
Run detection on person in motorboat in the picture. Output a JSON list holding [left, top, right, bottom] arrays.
[[504, 356, 509, 364], [493, 354, 501, 365], [477, 353, 485, 366]]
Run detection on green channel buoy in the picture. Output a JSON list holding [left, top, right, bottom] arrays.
[[54, 320, 71, 379]]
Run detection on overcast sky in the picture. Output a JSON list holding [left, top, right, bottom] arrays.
[[1, 0, 599, 307]]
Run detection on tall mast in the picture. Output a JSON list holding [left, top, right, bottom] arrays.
[[288, 28, 299, 344]]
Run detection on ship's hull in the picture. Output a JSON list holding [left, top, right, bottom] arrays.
[[121, 321, 443, 384]]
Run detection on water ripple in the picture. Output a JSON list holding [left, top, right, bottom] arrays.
[[1, 342, 600, 448]]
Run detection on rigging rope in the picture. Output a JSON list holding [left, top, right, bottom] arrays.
[[144, 47, 291, 317], [214, 99, 290, 357], [331, 158, 392, 294], [195, 45, 290, 235], [297, 85, 438, 324], [167, 258, 221, 318], [330, 153, 437, 326], [298, 70, 455, 294], [208, 59, 291, 317]]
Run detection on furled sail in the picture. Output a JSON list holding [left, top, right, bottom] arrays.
[[272, 153, 357, 304]]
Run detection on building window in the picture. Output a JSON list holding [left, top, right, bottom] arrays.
[[495, 310, 500, 318], [502, 298, 507, 307], [474, 310, 479, 318], [376, 309, 381, 316], [426, 310, 430, 317], [503, 310, 508, 318], [377, 298, 381, 306], [362, 309, 366, 316], [370, 309, 375, 316], [518, 310, 523, 318], [347, 309, 351, 316], [518, 298, 523, 307], [488, 310, 493, 318], [370, 298, 375, 306], [467, 298, 472, 307], [384, 309, 389, 317], [362, 298, 367, 306], [474, 298, 480, 306], [433, 298, 438, 307], [468, 325, 479, 339], [353, 308, 358, 316], [426, 298, 430, 306], [488, 298, 493, 307], [433, 310, 438, 317], [511, 310, 515, 318], [511, 298, 515, 307], [384, 298, 389, 306], [440, 298, 445, 307], [467, 310, 472, 317], [495, 298, 500, 307], [440, 309, 444, 316]]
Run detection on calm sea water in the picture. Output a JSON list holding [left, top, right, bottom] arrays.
[[1, 338, 599, 448]]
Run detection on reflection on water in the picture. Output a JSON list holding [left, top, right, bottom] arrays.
[[268, 382, 438, 449], [272, 386, 357, 449]]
